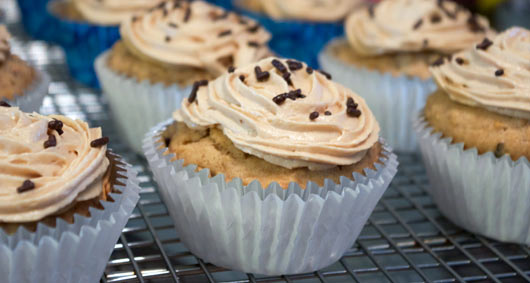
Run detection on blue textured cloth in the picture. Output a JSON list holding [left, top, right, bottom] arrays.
[[16, 0, 57, 42]]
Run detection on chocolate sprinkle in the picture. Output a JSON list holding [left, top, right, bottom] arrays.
[[347, 97, 358, 108], [254, 66, 270, 82], [273, 89, 305, 105], [165, 36, 171, 42], [282, 72, 293, 86], [228, 66, 235, 73], [17, 180, 35, 194], [247, 41, 260, 47], [272, 59, 288, 73], [247, 24, 260, 33], [476, 38, 493, 50], [318, 70, 332, 80], [431, 56, 445, 67], [430, 13, 442, 23], [218, 30, 232, 37], [273, 94, 286, 105], [455, 57, 465, 65], [306, 67, 313, 74], [43, 134, 57, 149], [239, 75, 245, 82], [347, 107, 362, 118], [48, 119, 64, 135], [0, 100, 11, 107], [213, 10, 229, 21], [324, 111, 332, 116], [309, 111, 319, 120], [287, 60, 303, 71], [188, 80, 208, 103], [168, 22, 178, 28], [183, 6, 191, 22], [90, 137, 110, 148], [494, 143, 505, 158], [413, 19, 423, 30], [495, 69, 504, 76], [467, 14, 485, 33]]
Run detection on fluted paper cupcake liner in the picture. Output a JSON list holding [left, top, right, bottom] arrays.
[[0, 152, 141, 283], [47, 1, 120, 88], [234, 3, 343, 68], [414, 115, 530, 245], [143, 119, 398, 275], [7, 69, 50, 113], [319, 42, 437, 152], [95, 52, 192, 154]]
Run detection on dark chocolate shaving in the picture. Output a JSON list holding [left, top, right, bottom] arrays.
[[324, 111, 332, 116], [247, 24, 260, 33], [48, 119, 64, 135], [188, 80, 208, 103], [43, 134, 57, 149], [309, 111, 319, 120], [431, 56, 445, 67], [247, 41, 260, 47], [495, 69, 504, 77], [467, 14, 485, 33], [273, 94, 286, 105], [239, 75, 245, 82], [476, 38, 493, 50], [306, 67, 313, 74], [347, 107, 362, 118], [168, 22, 178, 28], [183, 6, 191, 22], [287, 60, 303, 71], [272, 59, 288, 73], [17, 180, 35, 194], [455, 57, 465, 65], [254, 66, 270, 82], [413, 19, 423, 30], [90, 137, 110, 148], [228, 66, 235, 73], [318, 70, 332, 80], [218, 30, 232, 37], [430, 13, 442, 23], [282, 72, 293, 86]]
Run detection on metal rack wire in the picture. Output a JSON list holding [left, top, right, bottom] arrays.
[[4, 0, 530, 281]]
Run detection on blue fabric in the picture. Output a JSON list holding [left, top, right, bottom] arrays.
[[235, 7, 344, 68], [16, 0, 58, 42], [203, 0, 234, 9], [47, 8, 120, 88]]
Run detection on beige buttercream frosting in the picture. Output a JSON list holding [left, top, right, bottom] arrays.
[[238, 0, 363, 22], [0, 25, 11, 64], [431, 27, 530, 120], [73, 0, 165, 25], [120, 1, 271, 77], [174, 57, 380, 170], [346, 0, 494, 56], [0, 107, 109, 223]]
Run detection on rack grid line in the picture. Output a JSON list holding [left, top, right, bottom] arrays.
[[3, 0, 530, 282]]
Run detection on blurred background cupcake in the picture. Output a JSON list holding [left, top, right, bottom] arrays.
[[45, 0, 165, 88], [0, 25, 49, 112], [95, 0, 272, 154], [144, 56, 397, 275], [415, 27, 530, 245], [233, 0, 365, 68], [319, 0, 495, 152], [0, 106, 140, 282]]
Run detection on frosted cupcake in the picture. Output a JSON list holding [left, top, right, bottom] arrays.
[[144, 57, 398, 275], [415, 27, 530, 245], [319, 0, 494, 151], [0, 25, 49, 113], [0, 106, 140, 282], [46, 0, 164, 87], [96, 0, 272, 153], [234, 0, 364, 67]]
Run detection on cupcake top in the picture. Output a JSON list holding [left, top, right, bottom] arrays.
[[430, 27, 530, 120], [346, 0, 494, 56], [237, 0, 363, 22], [174, 57, 380, 170], [0, 25, 10, 63], [120, 1, 271, 77], [0, 105, 110, 223], [72, 0, 165, 25]]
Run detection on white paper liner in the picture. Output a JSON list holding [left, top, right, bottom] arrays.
[[7, 69, 50, 113], [0, 152, 141, 283], [95, 52, 192, 154], [143, 119, 398, 275], [318, 40, 437, 152], [414, 114, 530, 245]]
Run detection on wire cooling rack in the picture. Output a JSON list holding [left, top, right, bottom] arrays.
[[4, 1, 530, 282]]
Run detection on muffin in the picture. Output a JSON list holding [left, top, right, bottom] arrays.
[[0, 105, 140, 282], [0, 25, 49, 112], [46, 0, 164, 87], [144, 57, 398, 275], [95, 0, 272, 153], [234, 0, 364, 67], [415, 27, 530, 245], [319, 0, 495, 151]]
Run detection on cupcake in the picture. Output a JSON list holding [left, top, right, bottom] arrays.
[[234, 0, 364, 68], [96, 0, 272, 154], [46, 0, 165, 87], [144, 57, 398, 275], [0, 25, 49, 113], [414, 27, 530, 245], [0, 105, 140, 282], [319, 0, 495, 151]]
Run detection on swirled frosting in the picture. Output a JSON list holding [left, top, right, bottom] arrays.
[[174, 57, 380, 170], [431, 27, 530, 120], [0, 107, 109, 223], [0, 25, 10, 64], [120, 1, 271, 77], [73, 0, 165, 25], [346, 0, 494, 56], [238, 0, 363, 22]]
